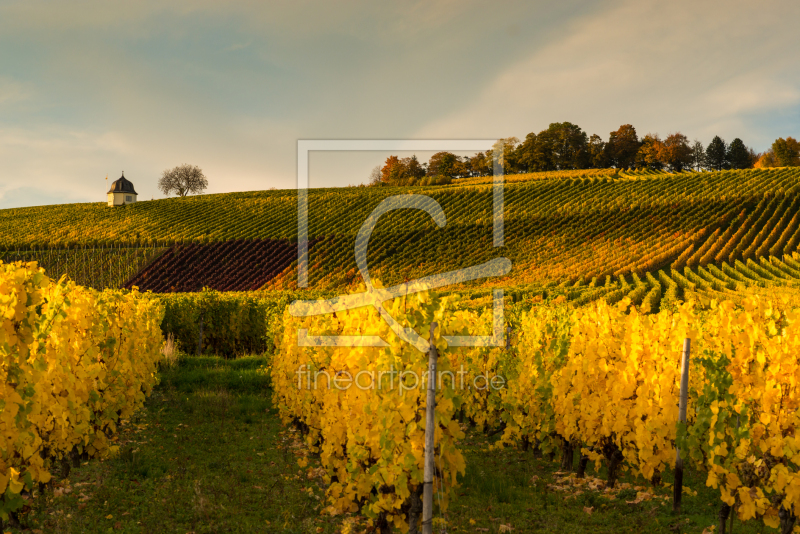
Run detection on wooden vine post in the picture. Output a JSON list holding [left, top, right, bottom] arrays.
[[422, 322, 438, 534], [674, 337, 691, 513]]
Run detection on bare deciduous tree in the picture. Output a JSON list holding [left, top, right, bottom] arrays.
[[367, 164, 383, 186], [158, 164, 208, 197]]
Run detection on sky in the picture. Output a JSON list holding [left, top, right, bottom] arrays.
[[0, 0, 799, 209]]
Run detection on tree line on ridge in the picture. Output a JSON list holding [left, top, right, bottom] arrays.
[[367, 123, 800, 186]]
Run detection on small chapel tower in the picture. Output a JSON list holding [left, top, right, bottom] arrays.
[[107, 172, 138, 206]]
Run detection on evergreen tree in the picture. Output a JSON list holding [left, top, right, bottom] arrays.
[[705, 136, 728, 171], [727, 138, 751, 169]]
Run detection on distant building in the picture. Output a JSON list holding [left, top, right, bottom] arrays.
[[107, 172, 138, 206]]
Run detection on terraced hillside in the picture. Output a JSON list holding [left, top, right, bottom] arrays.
[[3, 167, 800, 311]]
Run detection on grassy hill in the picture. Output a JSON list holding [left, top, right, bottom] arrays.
[[3, 167, 800, 310]]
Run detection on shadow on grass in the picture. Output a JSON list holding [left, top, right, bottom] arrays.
[[158, 352, 272, 395], [448, 434, 769, 534]]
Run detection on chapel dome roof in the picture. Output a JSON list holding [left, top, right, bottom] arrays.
[[107, 172, 138, 194]]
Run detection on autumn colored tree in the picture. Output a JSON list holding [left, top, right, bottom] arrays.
[[399, 155, 426, 184], [661, 133, 693, 172], [773, 137, 800, 166], [754, 151, 778, 168], [372, 124, 776, 179], [726, 138, 752, 169], [453, 158, 469, 177], [705, 136, 728, 171], [635, 134, 664, 170], [747, 147, 759, 167], [605, 124, 640, 169], [380, 156, 401, 184], [380, 155, 426, 186]]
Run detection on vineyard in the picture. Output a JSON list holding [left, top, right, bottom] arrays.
[[123, 238, 321, 292], [0, 262, 164, 523], [273, 290, 800, 533], [4, 168, 800, 309], [0, 243, 167, 290], [5, 166, 800, 532]]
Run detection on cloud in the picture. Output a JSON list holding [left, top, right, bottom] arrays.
[[0, 126, 126, 205], [1, 0, 607, 203], [0, 0, 798, 210], [416, 0, 800, 150], [702, 75, 800, 121], [0, 116, 300, 208]]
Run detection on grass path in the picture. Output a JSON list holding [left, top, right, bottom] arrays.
[[14, 356, 335, 534], [8, 354, 770, 533]]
